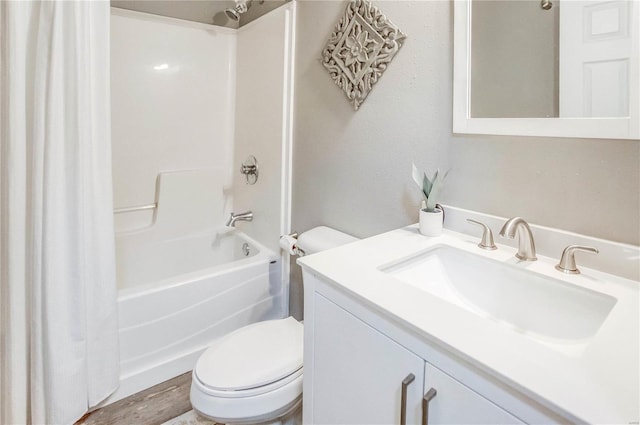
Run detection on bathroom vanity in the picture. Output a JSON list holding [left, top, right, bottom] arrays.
[[298, 224, 639, 424]]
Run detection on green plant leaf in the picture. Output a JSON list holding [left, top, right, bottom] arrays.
[[425, 169, 449, 212], [427, 169, 439, 194], [413, 163, 449, 211], [423, 174, 431, 196], [412, 163, 429, 200]]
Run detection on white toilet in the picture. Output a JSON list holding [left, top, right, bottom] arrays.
[[190, 227, 357, 425]]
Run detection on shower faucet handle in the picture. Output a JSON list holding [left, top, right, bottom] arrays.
[[466, 219, 497, 250], [240, 155, 259, 185]]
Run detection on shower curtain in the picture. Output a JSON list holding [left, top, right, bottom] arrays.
[[0, 1, 119, 424]]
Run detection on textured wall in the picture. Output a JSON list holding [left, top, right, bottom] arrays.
[[289, 0, 640, 317], [292, 0, 639, 243]]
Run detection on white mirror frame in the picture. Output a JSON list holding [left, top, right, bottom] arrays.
[[453, 0, 640, 140]]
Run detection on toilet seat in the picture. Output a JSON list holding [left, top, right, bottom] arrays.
[[190, 317, 304, 423], [194, 316, 303, 390], [194, 367, 303, 398]]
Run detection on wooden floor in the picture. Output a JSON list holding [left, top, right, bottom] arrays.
[[77, 372, 197, 425]]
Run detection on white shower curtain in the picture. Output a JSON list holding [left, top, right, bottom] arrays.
[[1, 1, 119, 424]]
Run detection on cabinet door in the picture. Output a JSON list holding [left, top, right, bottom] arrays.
[[423, 363, 524, 424], [313, 294, 425, 424]]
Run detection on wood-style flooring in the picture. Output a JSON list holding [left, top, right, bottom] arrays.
[[76, 372, 211, 425]]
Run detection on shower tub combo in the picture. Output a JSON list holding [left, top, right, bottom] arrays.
[[104, 228, 284, 404]]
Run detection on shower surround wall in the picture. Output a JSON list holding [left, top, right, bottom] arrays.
[[111, 8, 236, 232], [233, 4, 295, 255], [231, 3, 296, 315], [108, 6, 295, 405]]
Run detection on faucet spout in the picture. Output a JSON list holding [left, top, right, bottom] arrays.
[[499, 217, 537, 261], [226, 211, 253, 227]]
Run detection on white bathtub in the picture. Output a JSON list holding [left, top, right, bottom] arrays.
[[103, 229, 285, 405]]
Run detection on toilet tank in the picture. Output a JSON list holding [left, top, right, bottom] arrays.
[[296, 226, 358, 255]]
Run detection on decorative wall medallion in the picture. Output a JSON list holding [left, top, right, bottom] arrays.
[[321, 0, 406, 110]]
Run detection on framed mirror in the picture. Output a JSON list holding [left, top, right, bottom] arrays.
[[453, 0, 639, 139]]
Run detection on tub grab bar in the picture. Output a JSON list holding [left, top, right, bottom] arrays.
[[114, 203, 157, 214]]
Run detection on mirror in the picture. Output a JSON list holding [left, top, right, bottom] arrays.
[[453, 0, 639, 139]]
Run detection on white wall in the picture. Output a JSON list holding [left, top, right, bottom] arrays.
[[111, 6, 295, 317], [232, 4, 294, 254], [290, 0, 640, 317], [111, 9, 236, 232], [232, 4, 296, 318]]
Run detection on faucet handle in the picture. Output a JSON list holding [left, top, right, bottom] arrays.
[[466, 219, 497, 250], [555, 245, 599, 274]]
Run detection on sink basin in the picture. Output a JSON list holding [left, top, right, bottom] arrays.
[[381, 246, 617, 347]]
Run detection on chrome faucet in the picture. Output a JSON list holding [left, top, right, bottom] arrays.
[[226, 211, 253, 227], [499, 217, 537, 261]]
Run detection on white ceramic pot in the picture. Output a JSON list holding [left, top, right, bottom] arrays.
[[419, 207, 443, 236]]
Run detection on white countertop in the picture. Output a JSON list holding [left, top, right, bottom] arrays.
[[298, 225, 640, 424]]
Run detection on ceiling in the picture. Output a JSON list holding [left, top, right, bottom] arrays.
[[110, 0, 290, 29]]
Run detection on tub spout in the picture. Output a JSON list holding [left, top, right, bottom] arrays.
[[226, 211, 253, 227]]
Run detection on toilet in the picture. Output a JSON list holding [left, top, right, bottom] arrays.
[[190, 227, 358, 425]]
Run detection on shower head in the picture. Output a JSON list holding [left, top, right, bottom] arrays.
[[225, 0, 252, 22]]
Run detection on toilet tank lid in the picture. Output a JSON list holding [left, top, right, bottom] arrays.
[[297, 226, 358, 255], [194, 317, 303, 391]]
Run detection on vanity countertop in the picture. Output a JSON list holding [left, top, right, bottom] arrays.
[[298, 225, 640, 424]]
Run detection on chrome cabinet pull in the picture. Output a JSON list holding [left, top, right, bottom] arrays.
[[422, 388, 437, 425], [400, 374, 415, 425]]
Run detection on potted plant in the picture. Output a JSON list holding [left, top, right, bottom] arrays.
[[412, 163, 448, 236]]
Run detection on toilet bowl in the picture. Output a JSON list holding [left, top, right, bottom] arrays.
[[190, 227, 358, 425], [191, 317, 303, 425]]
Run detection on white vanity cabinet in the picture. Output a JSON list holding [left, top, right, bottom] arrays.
[[423, 363, 523, 424], [309, 292, 525, 425], [312, 293, 424, 424], [299, 225, 640, 424]]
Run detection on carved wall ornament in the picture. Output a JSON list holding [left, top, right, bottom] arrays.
[[321, 0, 406, 110]]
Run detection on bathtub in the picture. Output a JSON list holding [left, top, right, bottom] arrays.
[[103, 229, 285, 405]]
